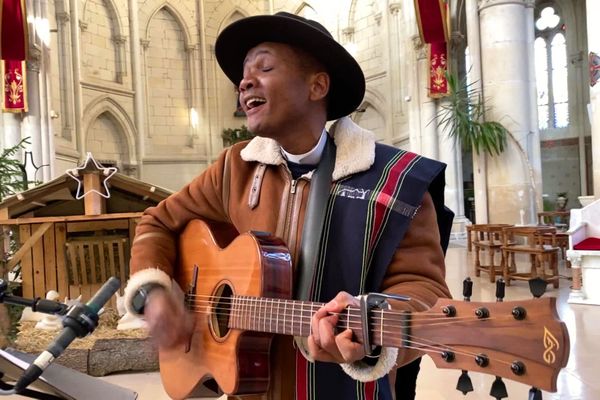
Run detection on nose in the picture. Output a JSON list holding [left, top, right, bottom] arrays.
[[239, 74, 255, 92]]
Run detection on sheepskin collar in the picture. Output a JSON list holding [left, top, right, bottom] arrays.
[[240, 117, 376, 181]]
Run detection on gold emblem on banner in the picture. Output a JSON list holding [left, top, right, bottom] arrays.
[[5, 68, 24, 105], [431, 53, 447, 91]]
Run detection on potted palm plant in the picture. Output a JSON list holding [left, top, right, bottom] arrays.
[[434, 73, 508, 156]]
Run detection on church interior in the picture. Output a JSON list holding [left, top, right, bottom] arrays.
[[1, 0, 600, 399]]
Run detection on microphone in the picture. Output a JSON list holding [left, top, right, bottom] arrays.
[[13, 277, 121, 393]]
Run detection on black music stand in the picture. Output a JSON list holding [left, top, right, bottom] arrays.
[[0, 348, 137, 400]]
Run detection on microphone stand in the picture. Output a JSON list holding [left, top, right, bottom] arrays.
[[0, 280, 69, 317], [0, 278, 119, 398]]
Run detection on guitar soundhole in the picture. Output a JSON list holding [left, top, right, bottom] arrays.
[[211, 283, 233, 339]]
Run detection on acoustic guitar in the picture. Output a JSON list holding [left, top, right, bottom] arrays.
[[158, 219, 570, 399]]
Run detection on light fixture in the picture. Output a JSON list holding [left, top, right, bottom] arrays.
[[190, 108, 198, 129]]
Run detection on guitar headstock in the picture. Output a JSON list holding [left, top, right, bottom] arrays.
[[412, 297, 569, 392]]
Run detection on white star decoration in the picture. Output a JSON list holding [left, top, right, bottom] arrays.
[[65, 152, 118, 200]]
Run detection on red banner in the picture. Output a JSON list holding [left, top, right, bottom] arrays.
[[1, 0, 28, 60], [2, 59, 27, 112], [414, 0, 449, 43], [414, 0, 450, 97]]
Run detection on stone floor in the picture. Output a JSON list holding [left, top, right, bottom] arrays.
[[7, 241, 600, 399]]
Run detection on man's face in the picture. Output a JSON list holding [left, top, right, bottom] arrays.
[[239, 42, 321, 139]]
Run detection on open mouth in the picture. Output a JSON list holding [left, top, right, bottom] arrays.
[[245, 97, 267, 111]]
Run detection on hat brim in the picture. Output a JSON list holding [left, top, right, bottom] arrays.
[[215, 14, 365, 121]]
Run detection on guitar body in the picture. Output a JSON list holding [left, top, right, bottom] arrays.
[[159, 220, 293, 399]]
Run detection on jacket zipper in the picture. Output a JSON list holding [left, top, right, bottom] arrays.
[[282, 172, 305, 261]]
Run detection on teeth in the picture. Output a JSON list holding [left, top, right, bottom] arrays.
[[246, 97, 266, 108]]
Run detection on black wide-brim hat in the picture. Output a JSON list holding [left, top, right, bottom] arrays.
[[215, 12, 365, 121]]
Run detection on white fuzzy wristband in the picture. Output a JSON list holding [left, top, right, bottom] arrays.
[[340, 347, 398, 382]]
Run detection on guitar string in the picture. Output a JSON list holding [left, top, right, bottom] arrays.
[[185, 294, 514, 323], [187, 302, 483, 326], [186, 304, 516, 368], [185, 301, 523, 368], [185, 293, 523, 321], [188, 302, 521, 334]]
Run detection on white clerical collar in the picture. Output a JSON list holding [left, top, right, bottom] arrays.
[[281, 129, 327, 165]]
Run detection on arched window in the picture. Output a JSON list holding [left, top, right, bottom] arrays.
[[534, 5, 568, 130]]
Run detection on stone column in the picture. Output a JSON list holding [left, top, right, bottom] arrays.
[[199, 0, 214, 163], [413, 36, 438, 159], [23, 49, 44, 184], [438, 97, 469, 237], [387, 2, 403, 138], [588, 0, 600, 196], [69, 0, 84, 153], [129, 0, 143, 177], [186, 44, 200, 148], [466, 0, 489, 223], [1, 114, 22, 149], [113, 35, 128, 84], [479, 0, 541, 224], [56, 11, 74, 141]]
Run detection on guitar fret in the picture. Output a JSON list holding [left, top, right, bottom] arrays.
[[244, 296, 249, 330], [346, 308, 350, 330], [300, 302, 304, 337], [282, 300, 287, 335], [288, 301, 293, 335], [260, 298, 264, 332], [276, 299, 281, 334], [379, 309, 384, 347], [254, 297, 258, 332], [231, 296, 236, 329]]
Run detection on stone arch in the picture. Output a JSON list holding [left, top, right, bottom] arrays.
[[81, 96, 137, 166], [144, 6, 193, 146], [216, 8, 248, 34], [80, 0, 123, 82], [212, 8, 252, 153], [293, 2, 319, 20], [82, 0, 123, 34], [142, 2, 194, 46], [205, 3, 261, 40]]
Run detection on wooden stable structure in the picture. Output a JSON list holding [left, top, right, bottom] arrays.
[[0, 162, 172, 303]]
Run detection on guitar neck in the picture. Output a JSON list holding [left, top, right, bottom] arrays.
[[226, 295, 403, 348]]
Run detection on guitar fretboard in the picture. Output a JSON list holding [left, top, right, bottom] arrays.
[[222, 295, 400, 348]]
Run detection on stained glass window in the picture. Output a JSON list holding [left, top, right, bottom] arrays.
[[534, 6, 569, 130]]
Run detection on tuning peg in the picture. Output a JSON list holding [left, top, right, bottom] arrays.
[[463, 277, 473, 302], [528, 278, 547, 298], [456, 370, 474, 395], [495, 278, 505, 302], [489, 376, 508, 399], [528, 387, 543, 400]]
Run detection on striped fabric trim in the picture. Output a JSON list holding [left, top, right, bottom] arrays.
[[364, 380, 377, 400], [360, 152, 420, 293], [354, 380, 378, 400], [296, 349, 308, 400], [311, 182, 340, 302]]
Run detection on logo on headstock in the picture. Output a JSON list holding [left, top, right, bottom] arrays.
[[543, 327, 559, 364]]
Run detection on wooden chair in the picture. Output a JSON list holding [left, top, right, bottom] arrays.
[[501, 226, 560, 288], [537, 211, 570, 230], [65, 235, 129, 303], [472, 224, 513, 282]]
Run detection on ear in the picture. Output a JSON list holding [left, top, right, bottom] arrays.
[[309, 72, 330, 102]]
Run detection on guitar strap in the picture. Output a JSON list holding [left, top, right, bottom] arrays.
[[294, 134, 336, 300]]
